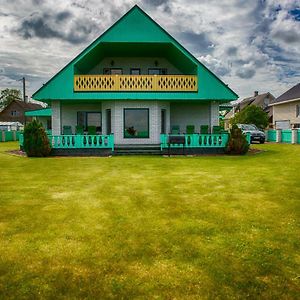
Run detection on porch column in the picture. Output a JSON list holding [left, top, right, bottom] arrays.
[[210, 101, 219, 131], [51, 100, 61, 135]]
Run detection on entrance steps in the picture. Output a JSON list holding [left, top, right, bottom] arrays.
[[114, 144, 162, 155]]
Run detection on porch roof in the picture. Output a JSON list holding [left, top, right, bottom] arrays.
[[25, 108, 52, 117]]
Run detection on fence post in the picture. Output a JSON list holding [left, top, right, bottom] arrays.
[[1, 131, 5, 142], [13, 131, 17, 141], [276, 129, 282, 143], [291, 129, 297, 144]]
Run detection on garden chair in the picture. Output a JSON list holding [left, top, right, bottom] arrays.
[[200, 125, 209, 134], [75, 125, 84, 135], [87, 126, 97, 135], [186, 125, 195, 134], [171, 125, 180, 134], [212, 126, 222, 134], [62, 125, 72, 135]]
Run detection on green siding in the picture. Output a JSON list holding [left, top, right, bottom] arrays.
[[33, 5, 238, 103]]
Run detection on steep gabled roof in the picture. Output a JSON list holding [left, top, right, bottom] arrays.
[[33, 5, 238, 102], [271, 83, 300, 105]]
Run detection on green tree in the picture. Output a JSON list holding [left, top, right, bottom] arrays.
[[23, 120, 51, 157], [0, 88, 22, 109], [231, 106, 269, 129], [226, 124, 249, 155]]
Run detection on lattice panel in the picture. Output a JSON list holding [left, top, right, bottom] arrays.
[[74, 75, 116, 91], [119, 76, 154, 91], [156, 76, 197, 91], [74, 75, 198, 92]]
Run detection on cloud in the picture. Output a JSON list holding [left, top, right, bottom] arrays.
[[15, 10, 97, 44], [236, 67, 256, 79], [179, 31, 214, 55]]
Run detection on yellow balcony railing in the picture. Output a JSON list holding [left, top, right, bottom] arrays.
[[74, 75, 198, 92]]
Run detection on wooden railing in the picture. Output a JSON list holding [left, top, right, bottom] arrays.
[[74, 75, 198, 92], [19, 133, 114, 150], [160, 133, 229, 150]]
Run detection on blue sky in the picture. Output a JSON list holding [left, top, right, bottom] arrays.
[[0, 0, 299, 100]]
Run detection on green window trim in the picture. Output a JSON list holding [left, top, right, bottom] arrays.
[[123, 108, 150, 138]]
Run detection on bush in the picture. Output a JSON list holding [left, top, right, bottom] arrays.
[[230, 106, 269, 129], [226, 124, 249, 155], [23, 120, 51, 157]]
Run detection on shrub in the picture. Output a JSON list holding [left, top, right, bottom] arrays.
[[23, 120, 51, 157], [226, 124, 249, 155], [230, 105, 269, 129]]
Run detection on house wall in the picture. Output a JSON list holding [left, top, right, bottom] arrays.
[[0, 101, 26, 124], [273, 100, 300, 128], [60, 102, 102, 134], [110, 100, 170, 145], [170, 102, 211, 133], [89, 57, 181, 75]]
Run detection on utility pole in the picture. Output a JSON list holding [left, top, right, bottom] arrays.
[[22, 77, 26, 103]]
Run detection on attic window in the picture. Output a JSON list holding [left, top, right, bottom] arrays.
[[10, 110, 18, 116]]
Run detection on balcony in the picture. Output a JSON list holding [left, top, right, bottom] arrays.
[[74, 75, 198, 92]]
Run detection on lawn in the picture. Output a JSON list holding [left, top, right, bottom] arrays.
[[0, 142, 299, 299]]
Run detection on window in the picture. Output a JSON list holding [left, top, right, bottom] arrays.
[[296, 104, 300, 117], [10, 110, 18, 116], [124, 108, 149, 138], [130, 68, 141, 75], [77, 112, 101, 131], [148, 68, 167, 75], [103, 68, 123, 75]]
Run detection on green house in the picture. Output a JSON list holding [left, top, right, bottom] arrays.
[[31, 5, 238, 155]]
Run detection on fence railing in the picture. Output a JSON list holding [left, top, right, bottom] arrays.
[[19, 134, 114, 150], [0, 130, 21, 142], [266, 129, 300, 144], [74, 75, 198, 92], [160, 133, 229, 150]]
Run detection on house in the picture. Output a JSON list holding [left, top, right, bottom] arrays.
[[269, 83, 300, 129], [0, 99, 43, 125], [29, 5, 238, 155], [224, 91, 275, 129]]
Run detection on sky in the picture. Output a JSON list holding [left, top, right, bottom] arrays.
[[0, 0, 300, 101]]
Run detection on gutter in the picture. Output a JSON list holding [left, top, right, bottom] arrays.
[[269, 97, 300, 106]]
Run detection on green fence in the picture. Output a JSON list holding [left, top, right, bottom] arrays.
[[0, 131, 21, 142], [281, 130, 292, 143], [267, 130, 276, 142], [160, 133, 230, 150], [19, 134, 114, 150], [298, 131, 300, 144]]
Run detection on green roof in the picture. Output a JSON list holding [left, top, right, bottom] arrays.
[[33, 5, 238, 103], [25, 108, 52, 117]]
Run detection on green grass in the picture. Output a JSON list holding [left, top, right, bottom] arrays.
[[0, 142, 299, 299]]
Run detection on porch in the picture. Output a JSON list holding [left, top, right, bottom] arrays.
[[19, 131, 229, 156]]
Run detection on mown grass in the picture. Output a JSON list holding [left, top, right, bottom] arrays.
[[0, 142, 299, 299]]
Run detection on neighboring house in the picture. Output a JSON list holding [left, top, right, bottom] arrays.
[[30, 5, 238, 155], [0, 99, 43, 124], [269, 83, 300, 129], [224, 91, 275, 129]]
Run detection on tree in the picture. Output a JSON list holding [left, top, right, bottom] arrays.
[[230, 106, 269, 129], [0, 88, 22, 109], [226, 124, 249, 155], [23, 120, 51, 157]]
